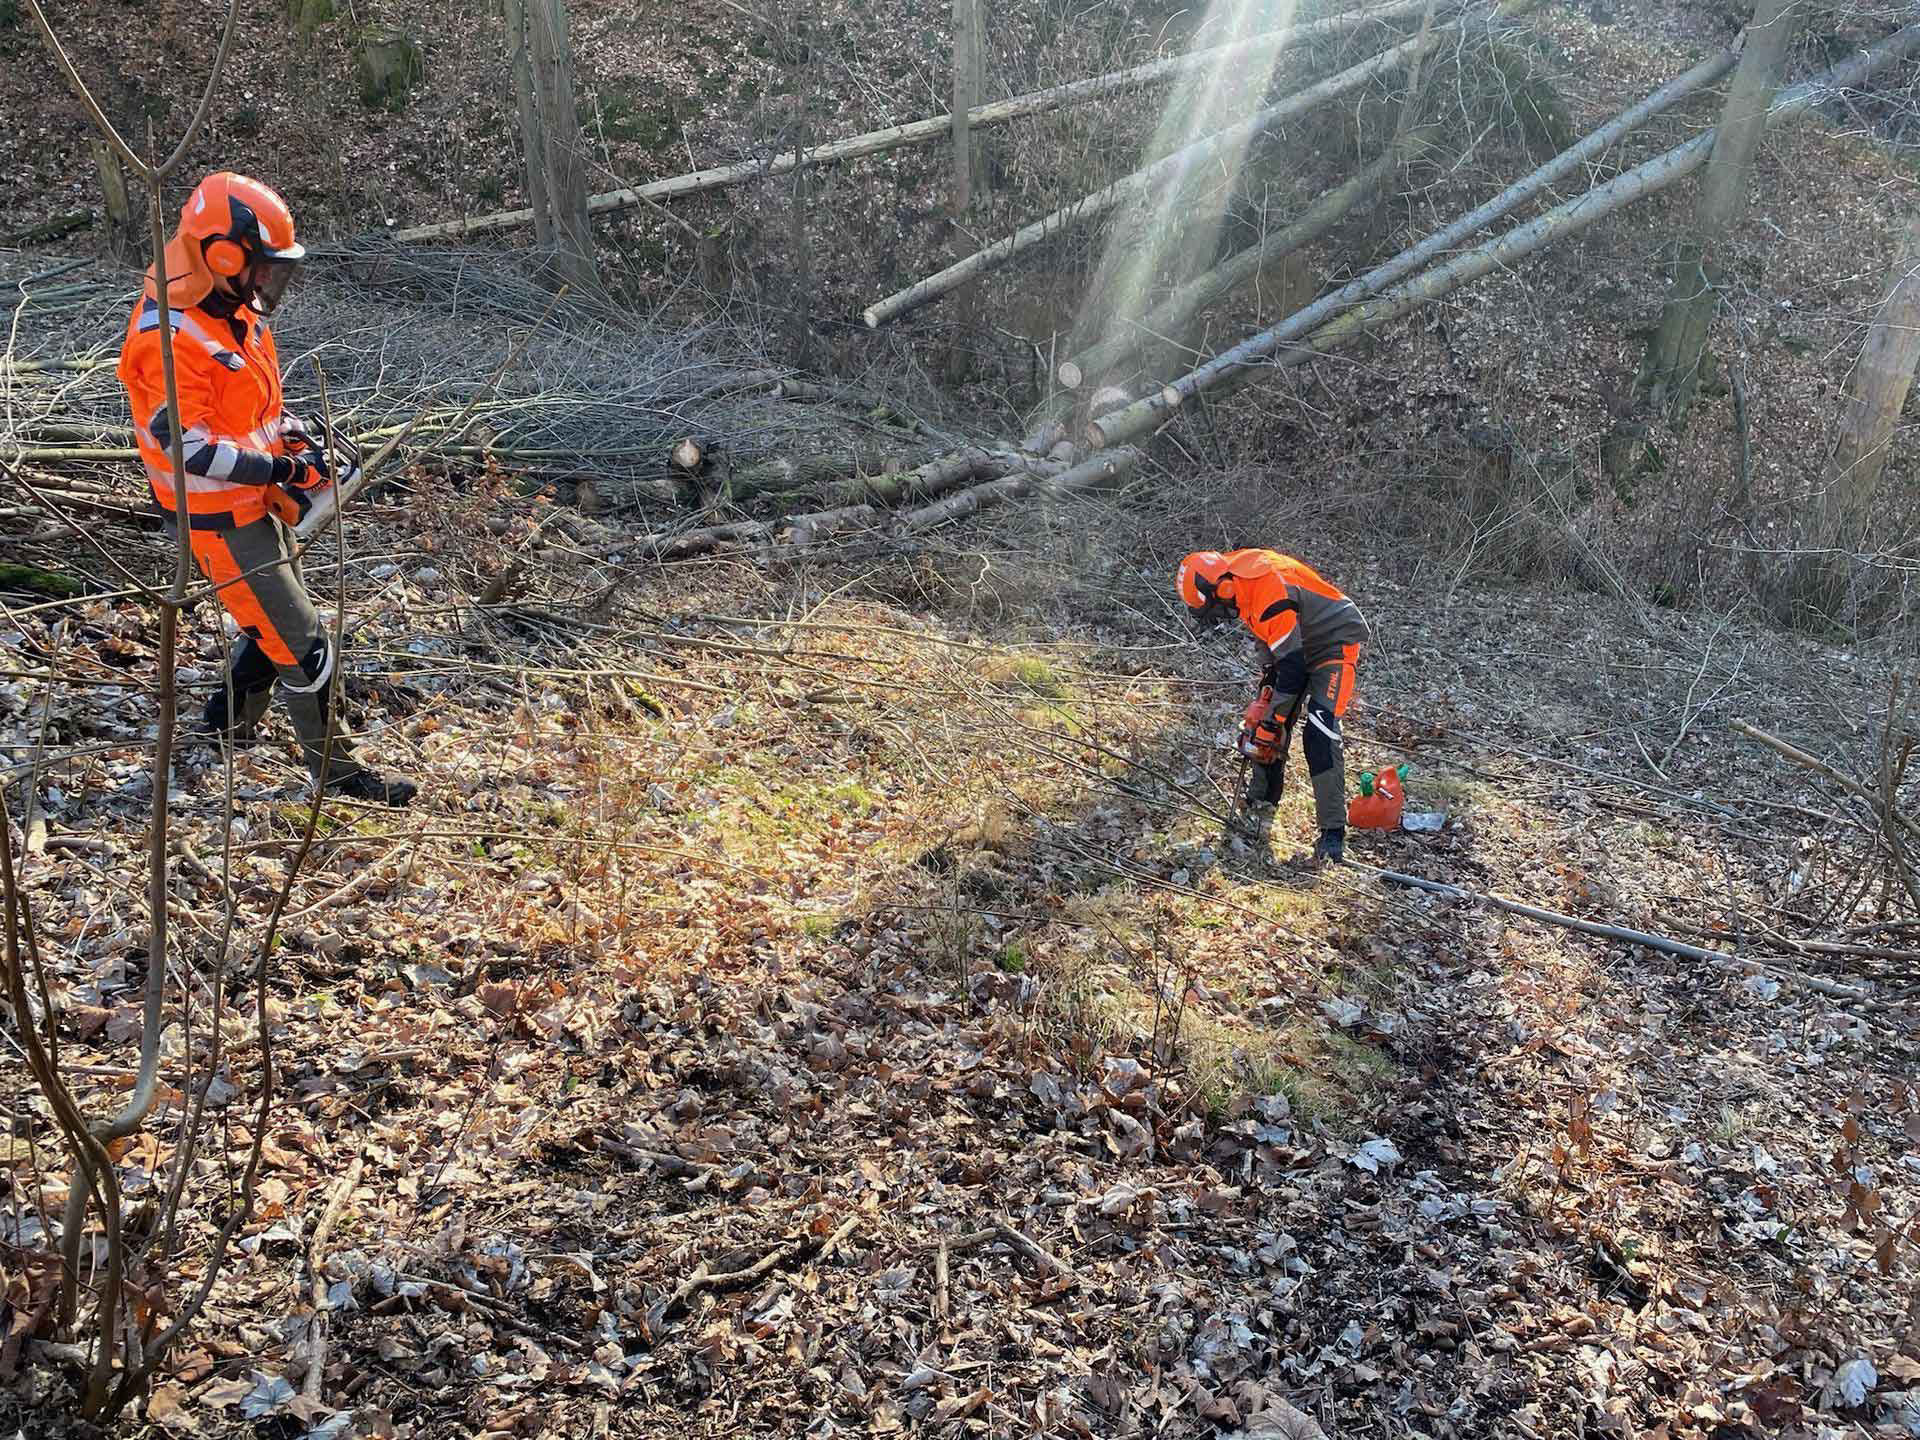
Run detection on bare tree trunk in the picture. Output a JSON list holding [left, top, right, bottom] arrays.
[[505, 0, 552, 254], [789, 3, 820, 368], [1822, 209, 1920, 533], [509, 0, 597, 292], [1639, 0, 1803, 427], [536, 0, 597, 294], [952, 0, 979, 216]]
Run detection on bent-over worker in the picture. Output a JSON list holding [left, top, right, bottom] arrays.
[[117, 171, 414, 806], [1178, 548, 1369, 863]]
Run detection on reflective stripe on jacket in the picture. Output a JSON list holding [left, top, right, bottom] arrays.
[[1221, 548, 1369, 663], [117, 294, 288, 527]]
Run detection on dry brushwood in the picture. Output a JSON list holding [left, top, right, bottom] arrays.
[[1733, 708, 1920, 922], [1, 244, 810, 503]]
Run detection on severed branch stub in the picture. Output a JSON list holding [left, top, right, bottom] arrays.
[[670, 436, 705, 475]]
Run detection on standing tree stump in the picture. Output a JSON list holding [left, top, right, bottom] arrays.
[[91, 136, 136, 262], [356, 29, 423, 109], [286, 0, 334, 39]]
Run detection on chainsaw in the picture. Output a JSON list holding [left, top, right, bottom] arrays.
[[290, 419, 367, 541], [1222, 687, 1294, 841]]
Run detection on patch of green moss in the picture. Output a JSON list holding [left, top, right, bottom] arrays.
[[595, 85, 681, 149], [984, 653, 1065, 699]]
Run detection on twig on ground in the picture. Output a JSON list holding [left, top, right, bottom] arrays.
[[302, 1150, 366, 1401], [661, 1212, 861, 1322], [995, 1223, 1082, 1289], [1363, 862, 1875, 1003]]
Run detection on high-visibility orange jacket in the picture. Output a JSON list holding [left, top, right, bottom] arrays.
[[117, 287, 291, 528], [1219, 548, 1369, 664]]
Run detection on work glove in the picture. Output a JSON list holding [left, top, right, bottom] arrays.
[[265, 454, 330, 526], [288, 417, 361, 475], [1238, 686, 1286, 763], [273, 451, 330, 490]]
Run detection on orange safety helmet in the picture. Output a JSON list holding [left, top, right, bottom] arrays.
[[153, 172, 307, 314], [1177, 550, 1237, 628]]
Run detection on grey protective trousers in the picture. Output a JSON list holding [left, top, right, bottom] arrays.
[[1248, 649, 1358, 831], [192, 514, 364, 782]]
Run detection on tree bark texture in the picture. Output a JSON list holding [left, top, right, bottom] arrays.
[[1639, 0, 1803, 427], [508, 0, 598, 292], [952, 0, 979, 215], [537, 0, 597, 294], [1822, 208, 1920, 535], [91, 136, 135, 262], [505, 0, 552, 253]]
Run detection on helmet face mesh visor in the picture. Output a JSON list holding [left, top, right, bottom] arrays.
[[1190, 596, 1229, 631], [249, 258, 300, 315]]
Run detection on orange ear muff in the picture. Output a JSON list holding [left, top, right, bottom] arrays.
[[204, 237, 247, 278]]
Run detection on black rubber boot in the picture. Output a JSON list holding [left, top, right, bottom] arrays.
[[324, 769, 418, 808], [1313, 828, 1345, 865]]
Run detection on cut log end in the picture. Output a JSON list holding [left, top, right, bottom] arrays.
[[670, 437, 705, 473], [1057, 361, 1083, 390], [861, 308, 883, 330]]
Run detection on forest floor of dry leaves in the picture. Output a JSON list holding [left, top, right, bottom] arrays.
[[2, 465, 1918, 1440]]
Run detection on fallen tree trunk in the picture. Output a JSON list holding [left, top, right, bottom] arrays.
[[862, 6, 1502, 330], [1367, 864, 1871, 1002], [1087, 26, 1917, 449], [730, 452, 879, 499], [1072, 34, 1738, 393], [390, 0, 1433, 244], [615, 447, 1075, 558], [1059, 125, 1429, 387], [898, 447, 1140, 531], [822, 446, 1009, 505], [0, 357, 114, 377], [1061, 41, 1735, 440]]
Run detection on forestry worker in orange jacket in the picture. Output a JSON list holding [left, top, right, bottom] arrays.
[[117, 172, 414, 806], [1178, 549, 1369, 863]]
